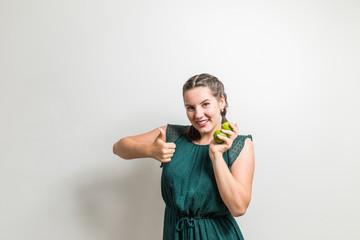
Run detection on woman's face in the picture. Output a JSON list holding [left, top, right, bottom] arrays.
[[183, 86, 225, 137]]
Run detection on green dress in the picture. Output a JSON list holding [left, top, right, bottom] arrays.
[[160, 124, 253, 240]]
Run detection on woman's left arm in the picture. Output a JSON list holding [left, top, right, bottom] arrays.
[[210, 127, 255, 217]]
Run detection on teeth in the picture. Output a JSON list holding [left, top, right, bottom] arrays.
[[198, 120, 208, 123]]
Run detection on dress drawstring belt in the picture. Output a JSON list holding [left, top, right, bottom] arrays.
[[175, 216, 207, 240]]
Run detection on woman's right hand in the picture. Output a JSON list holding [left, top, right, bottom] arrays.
[[150, 128, 176, 163]]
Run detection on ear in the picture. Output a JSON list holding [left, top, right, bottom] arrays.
[[220, 95, 225, 107]]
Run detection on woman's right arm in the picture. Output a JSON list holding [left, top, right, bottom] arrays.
[[113, 125, 176, 163]]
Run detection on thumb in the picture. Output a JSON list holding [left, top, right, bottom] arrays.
[[156, 128, 166, 142]]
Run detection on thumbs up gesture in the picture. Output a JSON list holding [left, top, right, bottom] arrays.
[[151, 128, 176, 163]]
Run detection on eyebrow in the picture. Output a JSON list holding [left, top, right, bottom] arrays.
[[184, 99, 211, 107]]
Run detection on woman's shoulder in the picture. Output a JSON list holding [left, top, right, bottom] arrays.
[[228, 134, 253, 166], [233, 134, 253, 149], [231, 134, 253, 153], [236, 134, 253, 141], [166, 123, 190, 130], [166, 124, 190, 142]]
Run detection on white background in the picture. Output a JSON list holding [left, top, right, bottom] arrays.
[[1, 0, 359, 239]]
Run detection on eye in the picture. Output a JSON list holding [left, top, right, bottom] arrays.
[[203, 102, 210, 107], [187, 106, 194, 110]]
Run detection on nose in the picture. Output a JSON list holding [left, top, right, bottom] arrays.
[[194, 107, 204, 119]]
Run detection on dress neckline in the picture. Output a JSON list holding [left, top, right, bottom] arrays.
[[190, 141, 210, 147]]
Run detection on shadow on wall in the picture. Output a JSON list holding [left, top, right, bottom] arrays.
[[74, 159, 164, 240]]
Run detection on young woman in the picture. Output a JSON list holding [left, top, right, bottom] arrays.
[[113, 73, 255, 240]]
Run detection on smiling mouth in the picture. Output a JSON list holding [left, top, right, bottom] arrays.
[[196, 120, 209, 126]]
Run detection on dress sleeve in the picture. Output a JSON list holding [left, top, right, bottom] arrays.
[[166, 124, 186, 142], [228, 134, 253, 167]]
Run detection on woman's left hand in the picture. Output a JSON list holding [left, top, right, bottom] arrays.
[[209, 122, 239, 161]]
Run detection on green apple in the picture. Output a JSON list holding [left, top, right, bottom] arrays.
[[221, 122, 233, 131], [213, 129, 227, 144]]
